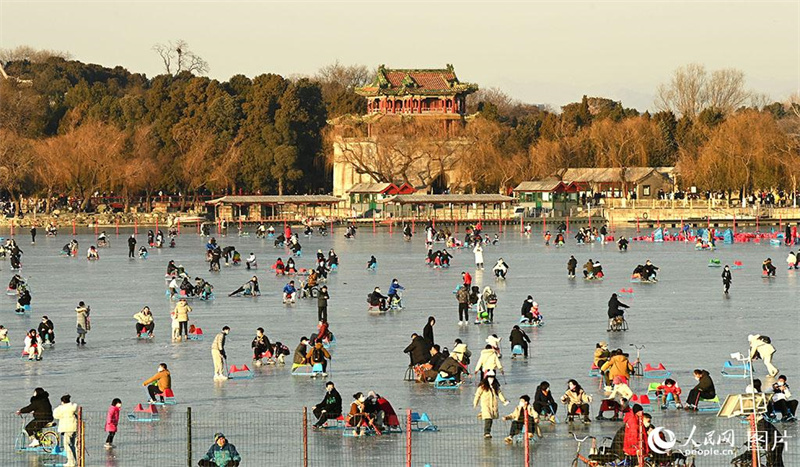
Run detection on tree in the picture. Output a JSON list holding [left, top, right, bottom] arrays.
[[152, 40, 209, 76], [656, 64, 750, 118], [0, 45, 71, 64], [0, 130, 34, 215], [313, 62, 370, 118], [685, 111, 794, 193]]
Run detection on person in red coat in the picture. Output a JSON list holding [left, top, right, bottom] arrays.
[[623, 404, 648, 459]]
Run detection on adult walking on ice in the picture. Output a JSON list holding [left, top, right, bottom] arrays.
[[749, 334, 779, 377], [127, 234, 136, 259], [53, 394, 78, 467], [212, 326, 230, 381], [75, 302, 90, 346], [722, 265, 732, 294], [473, 369, 508, 439], [173, 298, 191, 341], [473, 243, 484, 269]]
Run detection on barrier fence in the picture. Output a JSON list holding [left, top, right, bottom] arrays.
[[3, 408, 797, 466]]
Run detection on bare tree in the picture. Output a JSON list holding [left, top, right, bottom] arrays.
[[655, 64, 750, 118], [152, 40, 209, 75], [0, 45, 71, 64], [315, 61, 371, 90], [707, 68, 749, 113]]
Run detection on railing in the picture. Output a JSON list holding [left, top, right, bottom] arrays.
[[3, 408, 795, 466]]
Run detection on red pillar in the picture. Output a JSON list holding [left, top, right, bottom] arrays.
[[155, 217, 158, 234], [733, 213, 736, 236], [177, 219, 181, 234], [707, 216, 711, 231], [73, 219, 76, 236], [542, 212, 546, 232], [406, 409, 412, 467], [134, 218, 138, 235], [636, 216, 640, 233], [372, 217, 376, 233], [115, 217, 119, 235]]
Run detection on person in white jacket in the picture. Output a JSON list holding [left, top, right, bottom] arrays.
[[749, 334, 779, 377], [474, 345, 503, 378], [53, 394, 78, 466], [473, 244, 484, 269]]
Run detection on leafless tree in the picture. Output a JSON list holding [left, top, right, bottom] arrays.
[[152, 40, 209, 76], [655, 64, 750, 118], [0, 45, 71, 64], [315, 61, 371, 90]]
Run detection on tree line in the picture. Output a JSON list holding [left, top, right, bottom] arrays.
[[1, 49, 798, 214]]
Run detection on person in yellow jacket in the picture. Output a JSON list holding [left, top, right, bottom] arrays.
[[142, 363, 171, 403], [173, 299, 192, 341], [600, 349, 633, 389], [473, 370, 509, 439], [502, 394, 540, 444]]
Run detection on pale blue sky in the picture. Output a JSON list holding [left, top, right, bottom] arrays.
[[1, 1, 798, 110]]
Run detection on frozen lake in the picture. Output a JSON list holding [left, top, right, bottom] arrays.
[[1, 225, 798, 466]]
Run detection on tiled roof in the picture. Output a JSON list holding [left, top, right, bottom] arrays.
[[356, 64, 478, 97], [206, 195, 341, 205], [379, 194, 514, 205], [513, 179, 564, 192], [347, 183, 396, 194], [558, 167, 673, 184]]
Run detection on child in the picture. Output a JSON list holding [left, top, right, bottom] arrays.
[[503, 395, 540, 444], [171, 310, 180, 341], [366, 255, 377, 270], [105, 398, 121, 448], [0, 325, 8, 345], [656, 378, 683, 409], [138, 246, 148, 259], [544, 231, 551, 246]]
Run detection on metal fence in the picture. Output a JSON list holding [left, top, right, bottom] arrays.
[[3, 408, 797, 466]]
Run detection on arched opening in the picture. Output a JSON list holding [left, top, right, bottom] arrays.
[[431, 173, 449, 194]]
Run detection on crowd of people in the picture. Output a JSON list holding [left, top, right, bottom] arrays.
[[1, 218, 795, 466]]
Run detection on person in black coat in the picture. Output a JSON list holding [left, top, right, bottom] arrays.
[[721, 265, 732, 294], [403, 334, 431, 366], [686, 369, 716, 410], [509, 325, 531, 357], [312, 381, 343, 428], [532, 381, 557, 418], [127, 235, 137, 258], [607, 293, 629, 321], [567, 256, 578, 277], [17, 388, 53, 444], [37, 316, 55, 345], [423, 317, 435, 347]]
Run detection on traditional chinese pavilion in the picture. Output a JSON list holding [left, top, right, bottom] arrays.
[[355, 64, 478, 117]]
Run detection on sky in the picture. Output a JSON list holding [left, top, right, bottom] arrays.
[[1, 0, 798, 111]]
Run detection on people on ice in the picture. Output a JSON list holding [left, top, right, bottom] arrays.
[[312, 381, 343, 429], [142, 363, 171, 403], [368, 287, 388, 311], [493, 258, 509, 279], [722, 265, 732, 294], [763, 258, 776, 277], [560, 379, 592, 424], [282, 281, 298, 303], [133, 306, 155, 338], [245, 252, 257, 270]]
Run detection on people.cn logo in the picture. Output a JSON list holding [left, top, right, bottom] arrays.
[[648, 427, 677, 454]]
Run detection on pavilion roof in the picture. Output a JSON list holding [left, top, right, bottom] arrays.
[[356, 64, 478, 97]]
